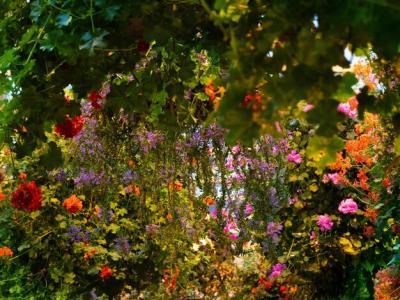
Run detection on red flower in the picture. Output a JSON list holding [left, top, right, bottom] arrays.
[[0, 192, 5, 201], [63, 194, 83, 214], [100, 266, 113, 278], [279, 285, 288, 294], [88, 91, 104, 109], [55, 115, 84, 138], [11, 181, 42, 212]]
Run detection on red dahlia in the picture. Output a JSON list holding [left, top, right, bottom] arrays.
[[55, 115, 84, 138], [11, 181, 42, 212]]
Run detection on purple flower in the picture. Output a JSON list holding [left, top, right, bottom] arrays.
[[66, 225, 90, 243], [90, 290, 98, 299], [269, 187, 279, 207], [287, 150, 302, 164], [317, 214, 333, 232], [269, 263, 286, 279], [267, 221, 283, 244], [338, 198, 358, 214], [114, 237, 130, 253]]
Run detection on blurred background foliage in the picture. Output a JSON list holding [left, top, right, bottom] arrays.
[[0, 0, 399, 170]]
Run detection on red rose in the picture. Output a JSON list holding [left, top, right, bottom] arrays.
[[100, 266, 113, 279], [55, 115, 84, 138], [11, 181, 42, 212]]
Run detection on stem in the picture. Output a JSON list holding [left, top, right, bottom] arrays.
[[90, 0, 95, 33]]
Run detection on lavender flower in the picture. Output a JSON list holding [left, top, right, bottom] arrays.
[[267, 221, 283, 244], [114, 237, 130, 253]]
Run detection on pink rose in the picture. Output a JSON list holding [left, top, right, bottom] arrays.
[[338, 198, 358, 214]]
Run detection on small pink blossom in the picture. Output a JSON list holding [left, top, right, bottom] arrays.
[[323, 173, 340, 185], [337, 103, 357, 119], [338, 198, 358, 214], [310, 231, 316, 240], [303, 103, 315, 112], [317, 214, 333, 232], [232, 145, 241, 155], [287, 150, 303, 164], [244, 203, 254, 216]]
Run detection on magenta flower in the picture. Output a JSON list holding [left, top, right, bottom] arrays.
[[269, 263, 287, 279], [287, 150, 302, 164], [244, 203, 254, 216], [317, 214, 333, 232], [338, 198, 358, 214]]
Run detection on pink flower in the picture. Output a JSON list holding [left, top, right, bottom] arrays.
[[232, 145, 241, 155], [337, 103, 357, 119], [229, 233, 239, 240], [317, 214, 333, 232], [287, 150, 302, 164], [324, 172, 341, 185], [310, 231, 316, 240], [303, 103, 315, 112], [244, 203, 254, 216], [338, 198, 358, 214]]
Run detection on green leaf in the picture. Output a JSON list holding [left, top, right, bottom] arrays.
[[332, 73, 357, 102], [306, 134, 344, 171]]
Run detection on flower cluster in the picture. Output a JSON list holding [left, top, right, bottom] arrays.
[[55, 115, 84, 138]]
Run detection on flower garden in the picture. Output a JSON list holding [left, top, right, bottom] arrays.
[[0, 1, 400, 299]]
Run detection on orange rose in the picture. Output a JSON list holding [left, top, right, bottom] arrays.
[[63, 195, 83, 214]]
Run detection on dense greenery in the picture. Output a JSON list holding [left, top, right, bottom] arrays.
[[0, 1, 400, 299]]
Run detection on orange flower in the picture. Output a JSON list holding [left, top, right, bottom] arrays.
[[364, 208, 378, 223], [100, 266, 112, 278], [63, 195, 83, 214], [94, 206, 102, 218], [0, 246, 13, 257], [18, 172, 27, 180], [127, 160, 135, 168], [356, 169, 370, 191], [166, 213, 173, 220], [84, 247, 97, 260], [382, 177, 390, 188], [204, 81, 216, 101], [126, 184, 141, 196], [204, 196, 215, 206], [174, 181, 183, 192]]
